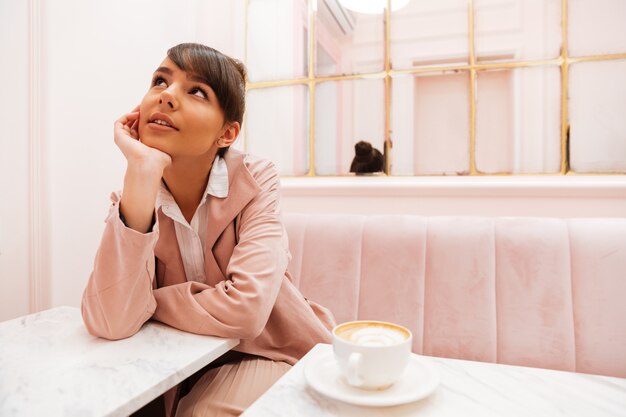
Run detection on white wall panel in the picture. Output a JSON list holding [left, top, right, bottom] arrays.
[[0, 0, 31, 321]]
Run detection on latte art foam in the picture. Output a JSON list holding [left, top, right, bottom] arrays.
[[338, 325, 407, 346]]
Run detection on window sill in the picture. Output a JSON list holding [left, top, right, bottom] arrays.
[[280, 175, 626, 198]]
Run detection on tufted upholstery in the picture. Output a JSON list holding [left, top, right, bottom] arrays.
[[283, 214, 626, 378]]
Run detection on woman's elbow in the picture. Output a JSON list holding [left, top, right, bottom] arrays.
[[81, 301, 148, 340], [82, 312, 138, 340], [85, 324, 135, 341]]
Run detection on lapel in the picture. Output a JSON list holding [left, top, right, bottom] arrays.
[[203, 150, 261, 283]]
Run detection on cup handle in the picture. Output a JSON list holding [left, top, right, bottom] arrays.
[[347, 352, 364, 387]]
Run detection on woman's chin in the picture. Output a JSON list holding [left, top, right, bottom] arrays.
[[140, 135, 168, 152]]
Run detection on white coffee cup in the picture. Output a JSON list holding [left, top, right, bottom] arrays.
[[332, 320, 412, 390]]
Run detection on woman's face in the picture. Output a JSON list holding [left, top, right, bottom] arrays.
[[138, 57, 226, 158]]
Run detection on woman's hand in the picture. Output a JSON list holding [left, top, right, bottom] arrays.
[[114, 105, 171, 172], [115, 106, 170, 233]]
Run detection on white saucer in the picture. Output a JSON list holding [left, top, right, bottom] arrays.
[[304, 353, 440, 407]]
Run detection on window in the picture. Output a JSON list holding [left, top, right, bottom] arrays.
[[244, 0, 626, 176]]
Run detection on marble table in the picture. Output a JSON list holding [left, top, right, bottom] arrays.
[[242, 344, 626, 417], [0, 306, 239, 417]]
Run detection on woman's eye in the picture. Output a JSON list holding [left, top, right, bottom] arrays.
[[190, 87, 208, 99], [152, 76, 167, 87]]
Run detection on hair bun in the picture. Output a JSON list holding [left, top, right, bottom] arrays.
[[350, 140, 384, 174], [354, 141, 373, 157]]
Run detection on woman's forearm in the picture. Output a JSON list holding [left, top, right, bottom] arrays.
[[82, 191, 159, 340], [120, 162, 164, 233]]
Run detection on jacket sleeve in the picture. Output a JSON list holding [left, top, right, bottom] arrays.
[[151, 160, 288, 340], [81, 192, 158, 340]]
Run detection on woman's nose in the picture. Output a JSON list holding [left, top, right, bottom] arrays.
[[159, 89, 178, 110]]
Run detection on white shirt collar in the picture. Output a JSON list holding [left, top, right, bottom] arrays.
[[206, 154, 229, 198], [156, 154, 229, 210]]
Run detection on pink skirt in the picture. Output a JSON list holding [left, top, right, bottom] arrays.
[[174, 356, 292, 417]]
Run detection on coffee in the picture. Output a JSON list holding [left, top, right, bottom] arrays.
[[333, 320, 413, 390], [336, 322, 409, 347]]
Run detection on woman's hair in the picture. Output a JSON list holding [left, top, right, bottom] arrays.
[[167, 43, 247, 157], [349, 141, 384, 174]]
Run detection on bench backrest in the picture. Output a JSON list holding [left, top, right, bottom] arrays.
[[283, 213, 626, 378]]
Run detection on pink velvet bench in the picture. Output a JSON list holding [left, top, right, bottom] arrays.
[[282, 213, 626, 378]]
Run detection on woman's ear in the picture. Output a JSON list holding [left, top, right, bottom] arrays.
[[218, 122, 240, 148]]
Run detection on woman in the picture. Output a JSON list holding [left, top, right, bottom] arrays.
[[81, 43, 335, 417]]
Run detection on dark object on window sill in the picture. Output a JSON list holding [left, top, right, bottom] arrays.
[[350, 141, 384, 174]]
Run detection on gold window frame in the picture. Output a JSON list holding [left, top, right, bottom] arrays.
[[244, 0, 626, 176]]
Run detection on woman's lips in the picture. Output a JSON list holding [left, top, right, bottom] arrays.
[[147, 122, 178, 132], [148, 113, 178, 130]]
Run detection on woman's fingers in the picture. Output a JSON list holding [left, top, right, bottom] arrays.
[[115, 111, 139, 131], [124, 111, 140, 123], [116, 112, 139, 132], [129, 119, 139, 139], [118, 109, 138, 121], [114, 111, 140, 147], [114, 106, 170, 170], [117, 106, 141, 140]]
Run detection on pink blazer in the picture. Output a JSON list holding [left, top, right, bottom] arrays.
[[81, 149, 335, 365]]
